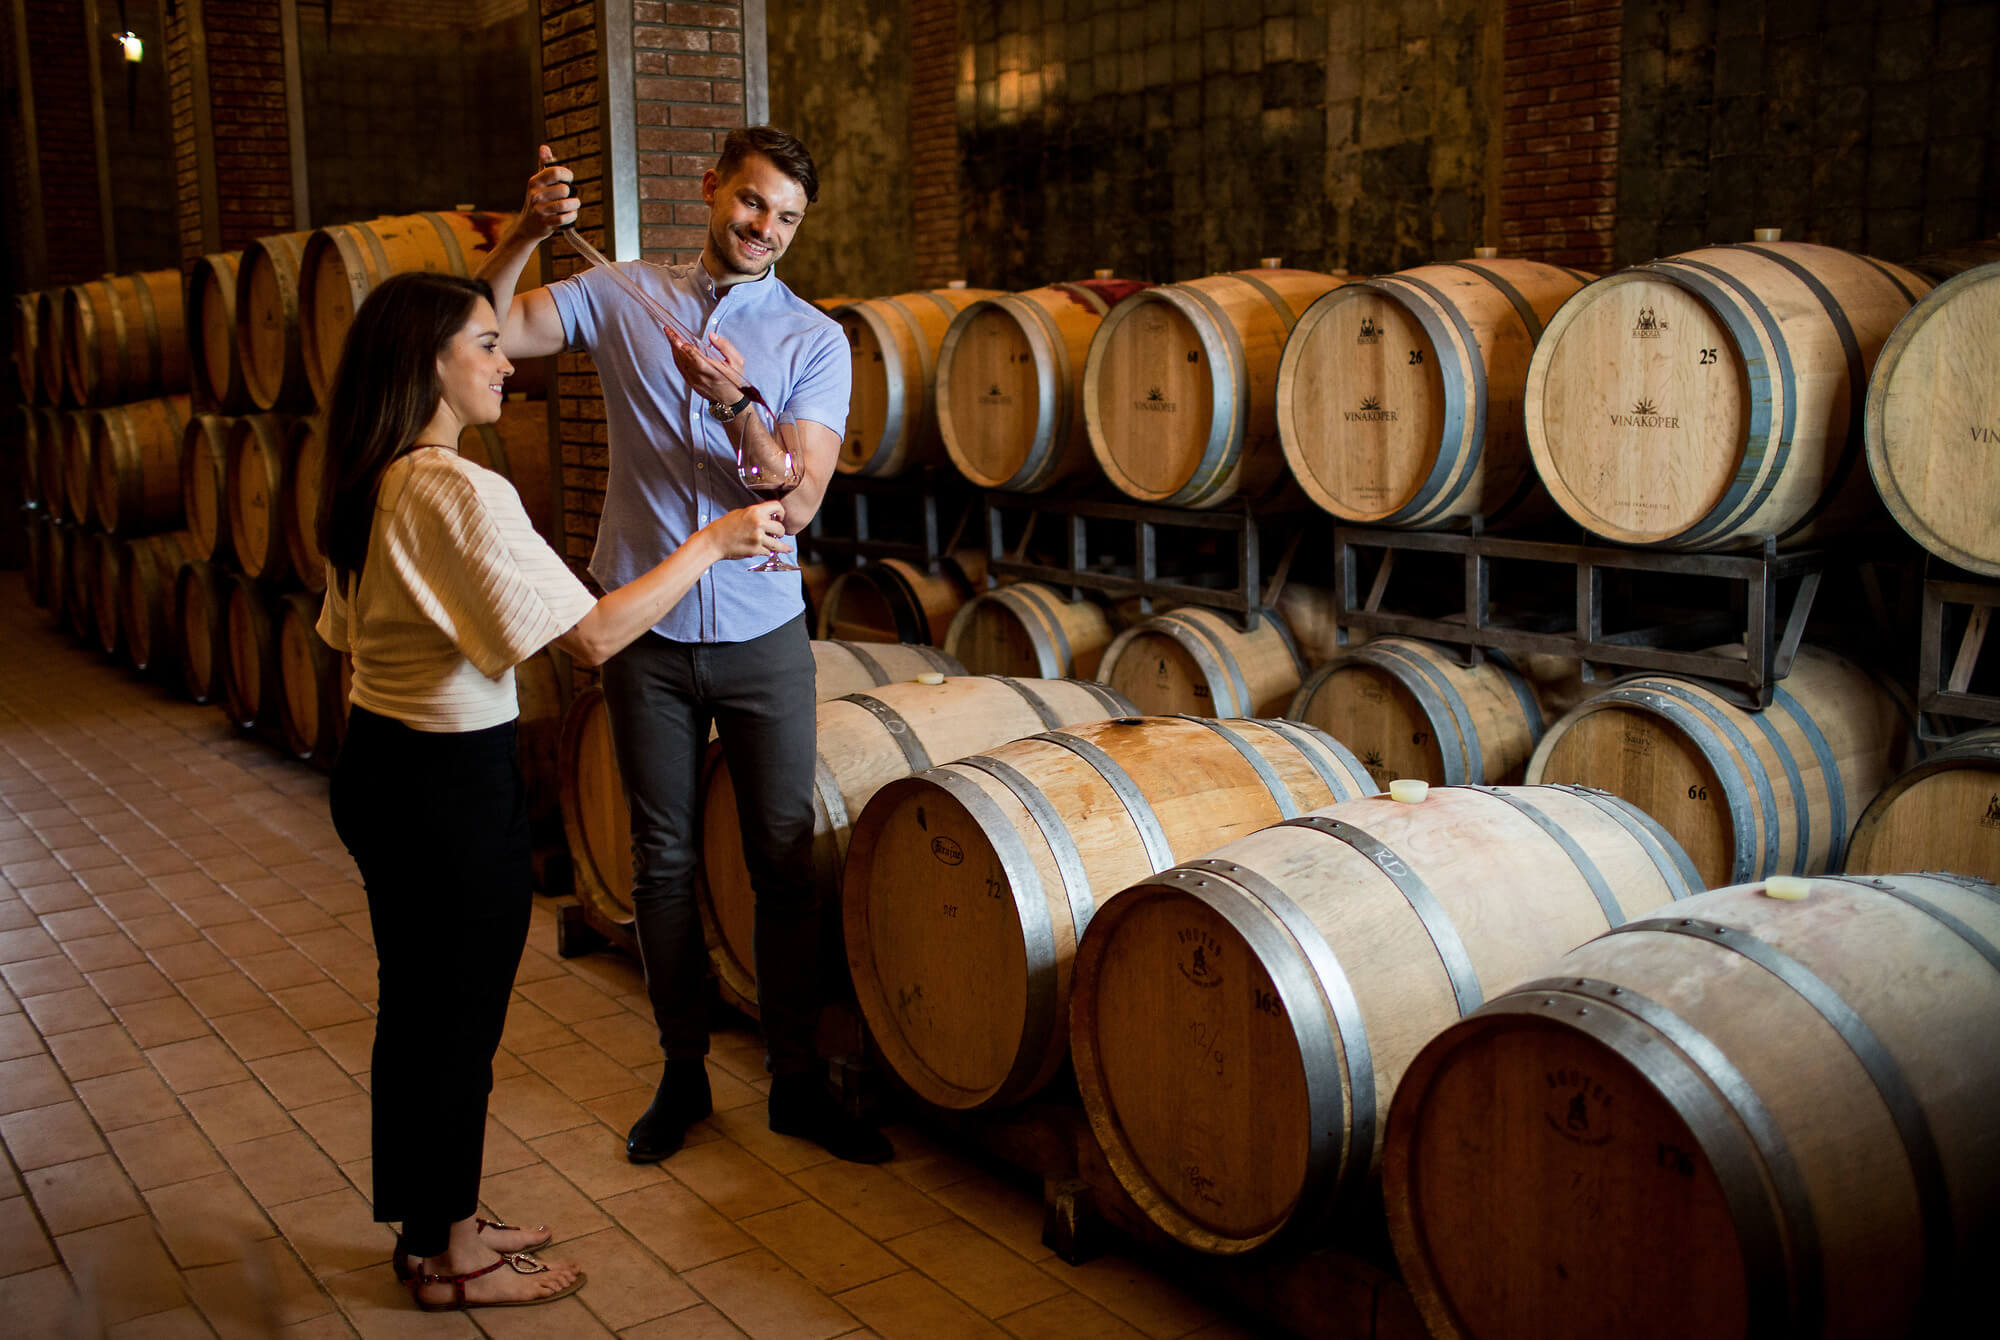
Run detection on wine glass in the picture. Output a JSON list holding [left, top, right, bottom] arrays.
[[737, 411, 803, 572]]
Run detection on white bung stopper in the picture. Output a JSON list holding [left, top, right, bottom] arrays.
[[1389, 779, 1430, 804], [916, 672, 946, 686], [1764, 876, 1812, 901]]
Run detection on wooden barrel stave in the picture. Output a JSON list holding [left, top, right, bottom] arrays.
[[1278, 258, 1587, 527], [179, 413, 234, 562], [944, 582, 1114, 680], [1085, 268, 1351, 508], [276, 592, 342, 761], [64, 519, 99, 641], [12, 292, 38, 403], [44, 520, 70, 623], [1287, 637, 1545, 788], [1526, 241, 1929, 548], [60, 409, 96, 525], [836, 287, 1003, 476], [700, 674, 1137, 1016], [91, 395, 191, 536], [219, 570, 279, 726], [226, 414, 297, 583], [301, 211, 507, 402], [92, 531, 125, 655], [1863, 260, 2000, 577], [122, 531, 195, 675], [1526, 646, 1911, 886], [936, 279, 1141, 491], [815, 554, 983, 646], [842, 714, 1380, 1109], [236, 230, 316, 412], [174, 559, 230, 704], [809, 640, 965, 697], [1072, 783, 1698, 1253], [36, 290, 67, 407], [285, 418, 327, 593], [1843, 726, 2000, 881], [1098, 605, 1306, 718], [189, 251, 251, 412], [1383, 873, 2000, 1339], [62, 270, 188, 406]]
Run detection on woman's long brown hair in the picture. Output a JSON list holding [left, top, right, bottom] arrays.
[[315, 271, 493, 588]]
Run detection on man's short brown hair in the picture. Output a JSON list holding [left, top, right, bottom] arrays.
[[716, 127, 819, 205]]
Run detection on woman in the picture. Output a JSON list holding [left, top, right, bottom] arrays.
[[316, 270, 786, 1311]]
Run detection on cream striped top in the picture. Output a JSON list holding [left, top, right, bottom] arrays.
[[317, 447, 596, 732]]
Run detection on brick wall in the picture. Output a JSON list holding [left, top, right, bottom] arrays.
[[1500, 0, 1620, 269], [99, 1, 180, 273], [167, 2, 202, 268], [299, 0, 529, 27], [908, 0, 959, 288], [1617, 1, 1998, 266], [166, 0, 299, 268], [23, 0, 108, 285]]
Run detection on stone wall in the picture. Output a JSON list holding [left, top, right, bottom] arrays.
[[766, 0, 914, 301], [1617, 0, 1998, 265]]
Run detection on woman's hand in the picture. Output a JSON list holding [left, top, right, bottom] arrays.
[[704, 503, 789, 560]]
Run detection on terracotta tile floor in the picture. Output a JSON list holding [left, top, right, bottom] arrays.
[[0, 583, 1262, 1339]]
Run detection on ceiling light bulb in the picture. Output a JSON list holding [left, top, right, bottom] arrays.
[[116, 32, 143, 63]]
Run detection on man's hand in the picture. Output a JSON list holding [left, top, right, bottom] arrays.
[[513, 145, 579, 245], [669, 328, 748, 406]]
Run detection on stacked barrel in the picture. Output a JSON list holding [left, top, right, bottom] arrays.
[[11, 208, 554, 791]]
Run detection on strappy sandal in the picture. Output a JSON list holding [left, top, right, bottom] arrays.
[[393, 1219, 555, 1282], [408, 1251, 586, 1312]]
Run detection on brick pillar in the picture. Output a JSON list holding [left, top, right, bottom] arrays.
[[1500, 0, 1619, 269], [165, 0, 299, 270], [15, 0, 108, 286], [908, 0, 961, 289], [541, 0, 761, 573]]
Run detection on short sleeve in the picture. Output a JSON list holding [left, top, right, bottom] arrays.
[[383, 457, 598, 679], [785, 320, 852, 441], [545, 270, 592, 350], [316, 566, 352, 653]]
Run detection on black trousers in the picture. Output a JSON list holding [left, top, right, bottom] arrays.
[[600, 614, 819, 1075], [330, 706, 533, 1256]]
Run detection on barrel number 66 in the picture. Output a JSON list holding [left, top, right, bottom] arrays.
[[1687, 784, 1709, 800]]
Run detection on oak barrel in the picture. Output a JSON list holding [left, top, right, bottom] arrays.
[[236, 230, 315, 412], [90, 395, 190, 536], [284, 419, 326, 592], [1843, 727, 2000, 882], [458, 399, 554, 542], [44, 519, 70, 623], [121, 531, 195, 676], [515, 649, 571, 895], [276, 592, 342, 762], [174, 559, 230, 705], [226, 414, 298, 583], [1383, 873, 2000, 1339], [63, 520, 98, 641], [301, 211, 507, 402], [944, 582, 1114, 680], [62, 270, 188, 406], [35, 290, 67, 406], [699, 675, 1136, 1016], [815, 553, 985, 646], [1073, 783, 1699, 1253], [1524, 238, 1929, 548], [1905, 237, 2000, 283], [91, 531, 125, 655], [1277, 258, 1588, 527], [835, 286, 1003, 476], [59, 409, 95, 525], [221, 571, 281, 728], [32, 406, 65, 515], [19, 405, 46, 509], [1287, 637, 1545, 787], [188, 251, 251, 412], [22, 509, 51, 609], [557, 641, 968, 945], [935, 277, 1145, 492], [842, 714, 1379, 1108], [1083, 266, 1351, 508], [1526, 646, 1912, 886], [11, 291, 38, 402], [1097, 605, 1306, 718], [1863, 260, 2000, 576], [179, 413, 234, 562]]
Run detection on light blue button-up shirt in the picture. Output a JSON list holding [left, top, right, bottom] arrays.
[[547, 260, 850, 643]]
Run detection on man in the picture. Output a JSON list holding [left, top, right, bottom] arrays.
[[479, 127, 889, 1164]]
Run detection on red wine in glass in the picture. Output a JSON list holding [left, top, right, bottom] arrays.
[[737, 430, 803, 572]]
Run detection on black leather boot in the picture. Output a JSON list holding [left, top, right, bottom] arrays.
[[626, 1057, 713, 1163], [768, 1074, 892, 1164]]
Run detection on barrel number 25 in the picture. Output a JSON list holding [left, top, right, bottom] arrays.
[[1698, 348, 1718, 365]]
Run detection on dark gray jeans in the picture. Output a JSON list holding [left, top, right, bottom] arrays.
[[600, 614, 820, 1074]]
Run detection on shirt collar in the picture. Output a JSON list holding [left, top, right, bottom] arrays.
[[683, 258, 779, 308]]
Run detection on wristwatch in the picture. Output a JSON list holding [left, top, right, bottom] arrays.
[[708, 391, 754, 423]]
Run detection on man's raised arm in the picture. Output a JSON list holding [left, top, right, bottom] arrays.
[[478, 144, 578, 360]]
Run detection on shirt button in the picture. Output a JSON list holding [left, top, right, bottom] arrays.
[[695, 460, 704, 469]]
